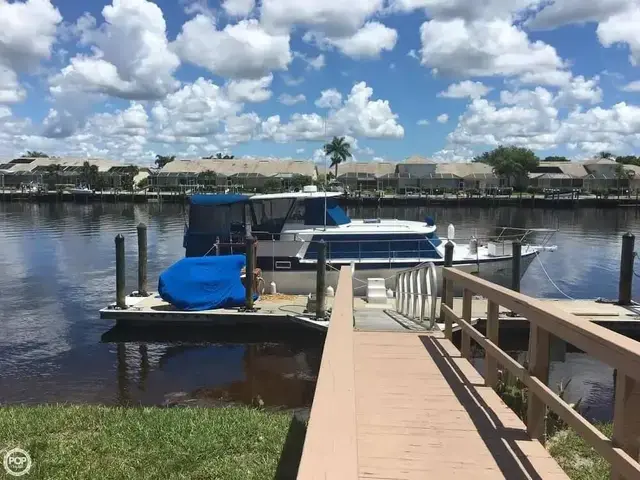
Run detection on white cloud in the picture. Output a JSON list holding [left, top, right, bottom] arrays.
[[50, 0, 179, 100], [311, 22, 398, 59], [278, 93, 306, 105], [173, 15, 292, 78], [407, 49, 419, 59], [420, 18, 564, 78], [315, 89, 343, 108], [282, 75, 304, 86], [554, 75, 603, 106], [264, 81, 404, 142], [622, 81, 640, 92], [0, 67, 26, 104], [307, 54, 326, 70], [222, 0, 255, 16], [388, 0, 539, 21], [438, 80, 492, 99], [417, 119, 429, 126], [225, 75, 273, 103], [296, 147, 305, 153], [527, 0, 630, 30], [260, 0, 384, 37], [0, 0, 61, 104], [597, 5, 640, 66], [437, 114, 449, 123]]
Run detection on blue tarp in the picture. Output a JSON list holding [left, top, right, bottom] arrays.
[[188, 194, 249, 206], [158, 255, 257, 311]]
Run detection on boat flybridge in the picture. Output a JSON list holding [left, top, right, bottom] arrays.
[[184, 186, 556, 295]]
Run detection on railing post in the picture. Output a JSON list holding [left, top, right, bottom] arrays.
[[245, 234, 256, 310], [137, 223, 148, 296], [612, 372, 640, 480], [526, 325, 550, 443], [461, 289, 472, 359], [316, 240, 327, 320], [618, 233, 635, 305], [442, 242, 454, 339], [511, 240, 521, 293], [115, 234, 126, 309], [485, 300, 499, 388]]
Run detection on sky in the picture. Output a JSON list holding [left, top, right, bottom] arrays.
[[0, 0, 639, 165]]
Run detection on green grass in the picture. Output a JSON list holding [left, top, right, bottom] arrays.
[[546, 423, 613, 480], [0, 405, 294, 480]]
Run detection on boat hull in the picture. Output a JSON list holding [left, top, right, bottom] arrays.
[[259, 252, 537, 296]]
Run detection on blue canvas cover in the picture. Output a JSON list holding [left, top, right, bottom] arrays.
[[158, 255, 256, 311]]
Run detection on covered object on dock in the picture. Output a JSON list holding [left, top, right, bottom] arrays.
[[158, 255, 255, 311]]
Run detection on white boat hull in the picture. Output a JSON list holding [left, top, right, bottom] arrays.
[[260, 252, 537, 296]]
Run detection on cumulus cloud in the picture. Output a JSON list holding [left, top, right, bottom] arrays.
[[417, 119, 429, 126], [260, 0, 384, 37], [315, 89, 342, 108], [437, 114, 449, 123], [278, 93, 306, 105], [527, 0, 630, 30], [388, 0, 538, 21], [50, 0, 179, 100], [438, 81, 492, 99], [173, 15, 292, 78], [306, 22, 398, 59], [225, 75, 273, 103], [597, 5, 640, 66], [222, 0, 255, 16], [420, 18, 564, 78], [622, 81, 640, 92]]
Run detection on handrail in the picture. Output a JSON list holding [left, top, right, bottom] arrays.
[[394, 262, 438, 328], [440, 267, 640, 480], [297, 266, 357, 479]]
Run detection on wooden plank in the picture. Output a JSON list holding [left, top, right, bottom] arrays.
[[461, 289, 472, 360], [442, 268, 640, 382], [486, 300, 499, 389], [612, 371, 640, 480], [297, 266, 358, 480], [527, 325, 550, 443]]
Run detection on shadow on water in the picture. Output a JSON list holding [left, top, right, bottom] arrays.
[[103, 324, 324, 409]]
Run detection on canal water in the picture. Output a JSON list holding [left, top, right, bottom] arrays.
[[1, 202, 640, 421]]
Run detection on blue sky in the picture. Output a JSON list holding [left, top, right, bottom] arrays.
[[0, 0, 639, 164]]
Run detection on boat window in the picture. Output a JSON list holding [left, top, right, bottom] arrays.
[[288, 200, 306, 223], [304, 198, 351, 226], [251, 199, 295, 237]]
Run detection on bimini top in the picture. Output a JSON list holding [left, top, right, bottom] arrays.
[[189, 194, 250, 206]]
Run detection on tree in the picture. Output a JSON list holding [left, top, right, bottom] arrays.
[[45, 163, 63, 188], [80, 161, 99, 187], [198, 170, 217, 191], [94, 173, 108, 192], [598, 151, 613, 159], [616, 155, 640, 166], [155, 155, 175, 169], [263, 178, 282, 193], [323, 136, 352, 178], [121, 165, 139, 192], [474, 146, 540, 188], [211, 152, 234, 159], [542, 156, 569, 162], [25, 151, 48, 158], [290, 175, 312, 191]]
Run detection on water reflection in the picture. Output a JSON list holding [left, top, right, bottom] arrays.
[[1, 202, 640, 414]]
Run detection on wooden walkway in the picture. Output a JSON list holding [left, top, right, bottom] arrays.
[[298, 266, 570, 479]]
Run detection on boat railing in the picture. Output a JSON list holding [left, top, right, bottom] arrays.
[[394, 262, 439, 329]]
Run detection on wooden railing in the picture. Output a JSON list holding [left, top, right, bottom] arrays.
[[297, 266, 357, 480], [440, 267, 640, 480]]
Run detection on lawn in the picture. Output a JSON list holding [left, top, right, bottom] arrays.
[[547, 423, 613, 480], [0, 405, 295, 480]]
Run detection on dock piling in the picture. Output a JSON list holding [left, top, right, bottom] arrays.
[[137, 223, 148, 296], [441, 241, 454, 327], [618, 232, 635, 305], [245, 235, 256, 310], [115, 234, 126, 309], [316, 240, 327, 320], [512, 240, 521, 293]]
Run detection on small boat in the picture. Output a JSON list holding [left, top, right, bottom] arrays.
[[183, 186, 557, 295], [69, 185, 93, 195]]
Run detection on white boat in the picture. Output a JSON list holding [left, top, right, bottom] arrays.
[[69, 185, 93, 195], [183, 186, 557, 295]]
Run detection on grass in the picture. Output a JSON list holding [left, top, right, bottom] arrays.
[[0, 405, 295, 480], [547, 423, 613, 480]]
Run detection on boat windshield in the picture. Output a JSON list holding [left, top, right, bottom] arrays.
[[250, 198, 295, 238]]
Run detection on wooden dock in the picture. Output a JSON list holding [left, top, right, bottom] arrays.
[[297, 266, 640, 480]]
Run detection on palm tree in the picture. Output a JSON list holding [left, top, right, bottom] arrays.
[[599, 151, 613, 159], [323, 136, 352, 178], [155, 155, 175, 169], [45, 163, 63, 188], [25, 151, 48, 158]]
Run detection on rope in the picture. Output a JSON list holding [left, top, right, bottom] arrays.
[[535, 253, 574, 300]]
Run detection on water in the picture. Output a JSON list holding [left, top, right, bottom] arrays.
[[1, 202, 639, 418]]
